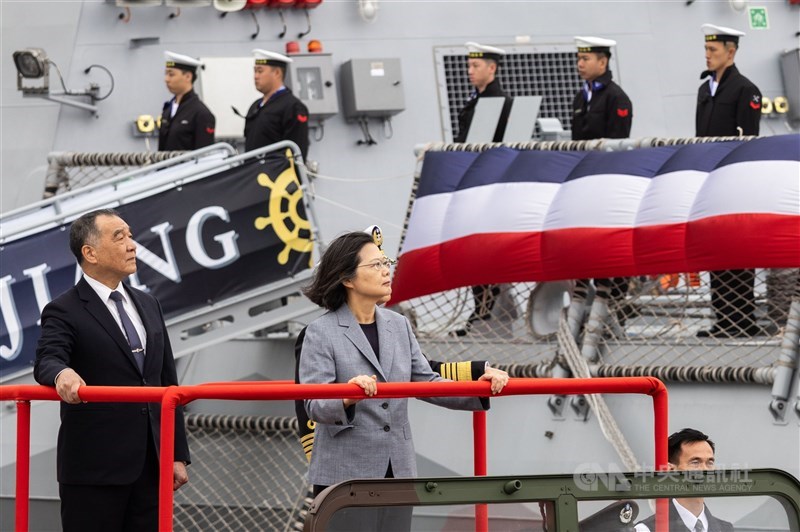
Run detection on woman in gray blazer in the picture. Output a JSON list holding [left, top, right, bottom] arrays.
[[299, 232, 505, 529]]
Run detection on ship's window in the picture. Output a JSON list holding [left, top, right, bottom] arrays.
[[434, 44, 621, 142]]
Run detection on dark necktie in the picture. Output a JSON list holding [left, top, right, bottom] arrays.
[[694, 520, 705, 532], [109, 291, 145, 373]]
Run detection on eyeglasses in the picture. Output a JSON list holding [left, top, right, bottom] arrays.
[[357, 258, 397, 271]]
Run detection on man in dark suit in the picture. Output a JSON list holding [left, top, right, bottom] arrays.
[[158, 51, 216, 151], [34, 208, 190, 532], [695, 24, 763, 338], [635, 428, 734, 532]]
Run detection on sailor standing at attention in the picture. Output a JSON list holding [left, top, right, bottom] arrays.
[[244, 49, 310, 160], [570, 36, 633, 327], [452, 42, 513, 337], [695, 24, 763, 338], [570, 36, 632, 141], [158, 51, 216, 151], [695, 24, 761, 138], [454, 42, 512, 143]]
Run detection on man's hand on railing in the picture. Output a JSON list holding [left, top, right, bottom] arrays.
[[173, 461, 188, 491], [478, 366, 509, 395], [54, 369, 86, 404]]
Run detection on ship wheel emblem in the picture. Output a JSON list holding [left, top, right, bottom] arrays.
[[254, 150, 313, 266]]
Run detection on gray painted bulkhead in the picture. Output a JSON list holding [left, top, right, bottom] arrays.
[[3, 0, 799, 254], [2, 0, 800, 528]]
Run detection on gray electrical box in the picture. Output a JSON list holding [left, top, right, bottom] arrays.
[[339, 58, 405, 120], [285, 53, 339, 120], [779, 48, 800, 126]]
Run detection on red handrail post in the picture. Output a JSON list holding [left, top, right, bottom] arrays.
[[0, 377, 672, 532], [158, 387, 181, 532], [473, 410, 488, 532], [15, 400, 31, 532], [651, 382, 670, 532]]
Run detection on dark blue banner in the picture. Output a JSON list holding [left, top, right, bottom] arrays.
[[0, 154, 312, 378]]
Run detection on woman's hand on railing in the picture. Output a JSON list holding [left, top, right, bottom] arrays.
[[343, 374, 377, 407]]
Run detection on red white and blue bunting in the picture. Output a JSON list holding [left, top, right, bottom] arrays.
[[391, 135, 800, 303]]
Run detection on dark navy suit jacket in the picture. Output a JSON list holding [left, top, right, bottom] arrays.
[[34, 277, 190, 485], [637, 499, 734, 532]]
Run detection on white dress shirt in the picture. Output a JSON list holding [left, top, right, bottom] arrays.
[[708, 77, 719, 97], [634, 499, 709, 532], [83, 274, 148, 351], [54, 275, 148, 385]]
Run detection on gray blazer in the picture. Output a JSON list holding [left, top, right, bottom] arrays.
[[299, 304, 487, 486]]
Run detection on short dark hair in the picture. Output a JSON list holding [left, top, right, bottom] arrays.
[[302, 232, 374, 311], [69, 208, 121, 265], [668, 428, 715, 464]]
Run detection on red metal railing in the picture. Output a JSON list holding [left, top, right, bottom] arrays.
[[1, 377, 669, 532]]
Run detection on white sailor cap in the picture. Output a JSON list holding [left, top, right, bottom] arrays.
[[465, 42, 505, 62], [164, 51, 203, 72], [575, 36, 616, 54], [701, 23, 745, 45], [253, 49, 293, 66], [213, 0, 246, 11]]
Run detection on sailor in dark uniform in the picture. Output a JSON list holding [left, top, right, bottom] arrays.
[[454, 42, 512, 143], [571, 36, 632, 141], [243, 49, 309, 159], [694, 24, 763, 338], [158, 51, 216, 151], [453, 42, 513, 336], [570, 36, 633, 327], [696, 24, 762, 138]]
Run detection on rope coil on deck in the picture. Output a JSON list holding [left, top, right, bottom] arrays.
[[47, 150, 185, 167], [593, 364, 775, 384], [497, 362, 776, 384], [44, 151, 186, 197], [185, 413, 298, 433], [419, 135, 756, 154]]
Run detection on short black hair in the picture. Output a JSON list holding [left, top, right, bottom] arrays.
[[302, 232, 374, 311], [668, 428, 715, 464], [69, 208, 121, 265], [170, 65, 197, 83]]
